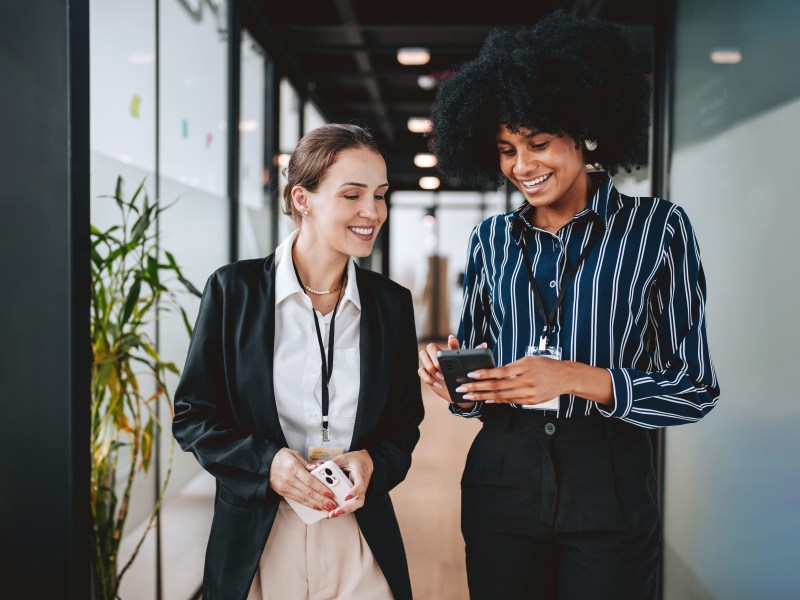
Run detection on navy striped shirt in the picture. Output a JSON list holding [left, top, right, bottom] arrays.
[[451, 176, 719, 429]]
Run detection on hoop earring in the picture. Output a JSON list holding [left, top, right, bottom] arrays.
[[584, 139, 598, 152]]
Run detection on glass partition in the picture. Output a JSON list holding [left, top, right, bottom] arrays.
[[664, 1, 800, 598], [239, 31, 268, 259], [157, 1, 229, 597], [89, 1, 160, 597]]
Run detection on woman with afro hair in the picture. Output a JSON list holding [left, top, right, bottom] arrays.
[[418, 11, 719, 599]]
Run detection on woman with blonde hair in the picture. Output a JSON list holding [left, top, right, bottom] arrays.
[[174, 123, 423, 599]]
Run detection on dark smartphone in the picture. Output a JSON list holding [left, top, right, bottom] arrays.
[[437, 348, 496, 403]]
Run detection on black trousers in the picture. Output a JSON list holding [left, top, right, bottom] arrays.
[[461, 406, 660, 600]]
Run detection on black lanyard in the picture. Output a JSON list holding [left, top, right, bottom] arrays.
[[292, 260, 346, 442], [517, 219, 602, 350]]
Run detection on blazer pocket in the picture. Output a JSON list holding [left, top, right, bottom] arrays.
[[218, 484, 257, 510]]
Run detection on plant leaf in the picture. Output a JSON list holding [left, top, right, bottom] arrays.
[[121, 278, 141, 326], [140, 418, 154, 472], [179, 306, 194, 337]]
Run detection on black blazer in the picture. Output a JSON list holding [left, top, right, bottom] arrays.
[[173, 255, 424, 600]]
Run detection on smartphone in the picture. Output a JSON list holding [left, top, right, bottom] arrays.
[[285, 461, 354, 525], [437, 348, 496, 403]]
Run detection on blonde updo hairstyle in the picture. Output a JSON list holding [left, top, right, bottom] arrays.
[[282, 123, 384, 226]]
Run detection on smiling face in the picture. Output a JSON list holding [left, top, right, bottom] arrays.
[[497, 124, 590, 218], [297, 147, 388, 259]]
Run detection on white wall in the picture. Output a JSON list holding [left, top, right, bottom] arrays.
[[663, 1, 800, 596], [663, 96, 800, 600]]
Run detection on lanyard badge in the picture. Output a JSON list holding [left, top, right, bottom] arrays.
[[518, 221, 602, 350], [292, 258, 348, 462], [517, 221, 602, 410]]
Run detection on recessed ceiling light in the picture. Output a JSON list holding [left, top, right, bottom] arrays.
[[239, 120, 259, 132], [710, 49, 742, 64], [419, 176, 440, 190], [408, 117, 432, 134], [414, 153, 438, 168], [397, 47, 430, 66], [417, 74, 438, 90]]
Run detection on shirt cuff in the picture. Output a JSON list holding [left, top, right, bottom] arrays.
[[448, 401, 484, 418], [597, 369, 634, 419]]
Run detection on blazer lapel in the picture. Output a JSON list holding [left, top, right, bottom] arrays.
[[352, 267, 383, 446], [248, 255, 288, 447]]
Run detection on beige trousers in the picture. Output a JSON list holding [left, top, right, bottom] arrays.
[[247, 502, 393, 600]]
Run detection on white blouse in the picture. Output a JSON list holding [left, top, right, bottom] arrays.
[[272, 232, 361, 456]]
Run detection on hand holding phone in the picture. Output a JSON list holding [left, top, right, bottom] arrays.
[[437, 348, 496, 404], [286, 461, 354, 525]]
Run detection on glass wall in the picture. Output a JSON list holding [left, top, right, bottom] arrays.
[[156, 2, 230, 598], [277, 78, 303, 245], [664, 1, 800, 598], [304, 100, 326, 134], [89, 0, 160, 595], [239, 31, 268, 259], [88, 0, 314, 597]]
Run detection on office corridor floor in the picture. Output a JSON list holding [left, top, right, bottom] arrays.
[[391, 377, 481, 600]]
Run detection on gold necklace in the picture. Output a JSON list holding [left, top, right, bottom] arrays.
[[303, 282, 342, 295]]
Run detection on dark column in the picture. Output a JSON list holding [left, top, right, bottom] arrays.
[[0, 1, 91, 597], [228, 0, 242, 262]]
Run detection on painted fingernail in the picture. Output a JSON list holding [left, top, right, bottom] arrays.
[[324, 492, 334, 499], [344, 495, 353, 501], [467, 372, 479, 378], [433, 382, 442, 389], [455, 385, 467, 393], [463, 394, 475, 400], [435, 372, 445, 379], [314, 506, 321, 511]]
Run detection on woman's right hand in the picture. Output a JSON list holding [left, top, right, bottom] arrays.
[[418, 335, 490, 407], [269, 448, 338, 513], [418, 335, 459, 402]]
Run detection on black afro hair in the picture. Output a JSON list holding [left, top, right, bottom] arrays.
[[429, 10, 651, 187]]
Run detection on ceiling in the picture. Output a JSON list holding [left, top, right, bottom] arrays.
[[244, 0, 654, 191]]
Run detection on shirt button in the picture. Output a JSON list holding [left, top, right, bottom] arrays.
[[544, 422, 556, 436], [549, 280, 556, 288]]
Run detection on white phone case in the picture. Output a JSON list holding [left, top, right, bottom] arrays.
[[285, 461, 355, 525]]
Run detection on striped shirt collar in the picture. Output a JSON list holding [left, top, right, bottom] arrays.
[[513, 174, 619, 232]]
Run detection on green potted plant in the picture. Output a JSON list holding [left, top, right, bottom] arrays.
[[90, 177, 200, 599]]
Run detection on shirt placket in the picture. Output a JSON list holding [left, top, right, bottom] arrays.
[[534, 229, 565, 347]]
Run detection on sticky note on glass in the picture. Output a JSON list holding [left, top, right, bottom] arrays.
[[130, 94, 141, 118]]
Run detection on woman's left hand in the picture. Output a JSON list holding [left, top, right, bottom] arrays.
[[456, 356, 571, 405], [457, 356, 614, 406], [326, 450, 374, 518]]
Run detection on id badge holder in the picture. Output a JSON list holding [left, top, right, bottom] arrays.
[[523, 343, 563, 411], [307, 433, 346, 464]]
